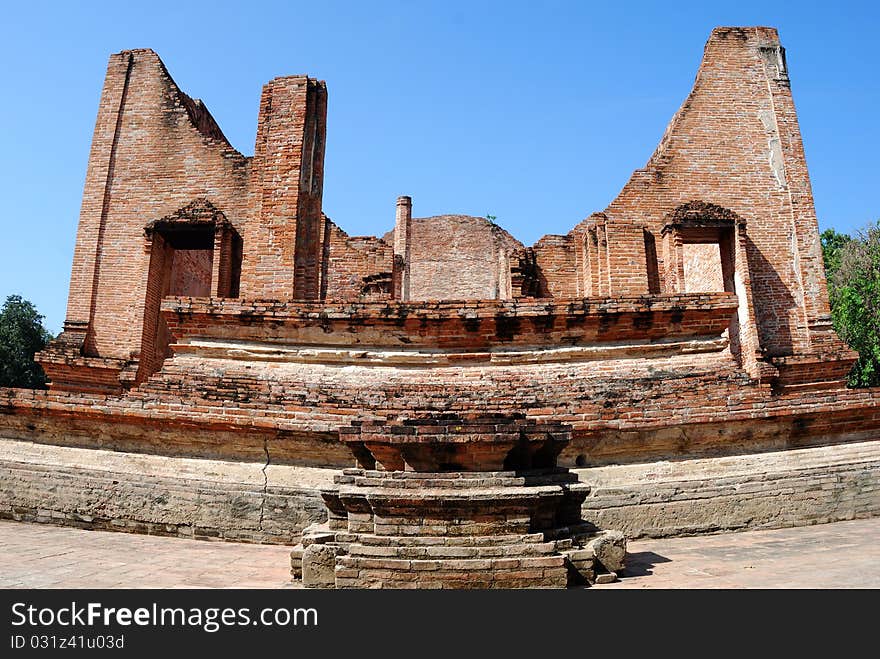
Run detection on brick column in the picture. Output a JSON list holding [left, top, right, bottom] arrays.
[[240, 76, 327, 300], [393, 195, 412, 301]]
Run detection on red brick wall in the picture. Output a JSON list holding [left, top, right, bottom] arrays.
[[560, 218, 651, 297], [169, 249, 213, 297], [682, 243, 724, 292], [404, 216, 523, 300], [321, 220, 393, 300], [604, 222, 650, 295], [602, 27, 825, 358], [161, 294, 738, 351], [518, 27, 847, 369], [47, 29, 854, 395], [54, 52, 332, 388], [64, 49, 250, 364], [533, 235, 577, 298]]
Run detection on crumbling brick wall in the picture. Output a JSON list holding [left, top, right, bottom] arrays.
[[533, 235, 577, 298], [46, 52, 329, 391], [58, 49, 251, 387], [524, 26, 849, 382], [598, 27, 830, 359], [321, 220, 393, 300], [401, 215, 523, 301], [43, 27, 854, 394]]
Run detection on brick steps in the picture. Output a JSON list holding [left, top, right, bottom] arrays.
[[356, 532, 548, 547], [367, 519, 538, 537], [352, 486, 570, 500], [347, 541, 560, 559], [335, 555, 569, 589], [349, 474, 580, 489]]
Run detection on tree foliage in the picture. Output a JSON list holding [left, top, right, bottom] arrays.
[[824, 222, 880, 388], [0, 295, 52, 389], [820, 228, 852, 294]]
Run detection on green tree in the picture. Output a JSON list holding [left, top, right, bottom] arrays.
[[0, 295, 52, 389], [826, 222, 880, 388], [821, 228, 852, 289]]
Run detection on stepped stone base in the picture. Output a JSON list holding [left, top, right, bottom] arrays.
[[290, 413, 627, 589], [292, 467, 625, 589]]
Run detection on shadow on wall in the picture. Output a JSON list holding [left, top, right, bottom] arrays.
[[745, 236, 795, 358], [644, 231, 662, 295], [536, 268, 551, 299]]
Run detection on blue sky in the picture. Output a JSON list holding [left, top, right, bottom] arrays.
[[0, 0, 877, 333]]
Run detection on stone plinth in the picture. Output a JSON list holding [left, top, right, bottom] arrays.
[[292, 414, 625, 588]]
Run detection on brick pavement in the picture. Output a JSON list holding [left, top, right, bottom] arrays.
[[1, 517, 877, 589], [595, 517, 880, 589], [0, 522, 296, 589]]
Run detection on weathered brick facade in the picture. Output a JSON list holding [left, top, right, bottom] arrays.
[[36, 27, 855, 395], [2, 26, 878, 587]]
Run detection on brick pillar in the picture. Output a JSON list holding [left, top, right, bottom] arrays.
[[731, 222, 765, 380], [661, 228, 684, 294], [393, 195, 412, 301], [211, 226, 233, 298], [596, 224, 610, 296], [240, 76, 327, 300]]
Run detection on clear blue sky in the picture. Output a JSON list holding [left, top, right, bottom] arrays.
[[0, 0, 877, 333]]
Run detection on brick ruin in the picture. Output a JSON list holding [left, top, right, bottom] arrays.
[[2, 26, 879, 588]]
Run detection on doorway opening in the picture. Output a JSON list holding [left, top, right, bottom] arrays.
[[138, 199, 241, 383]]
